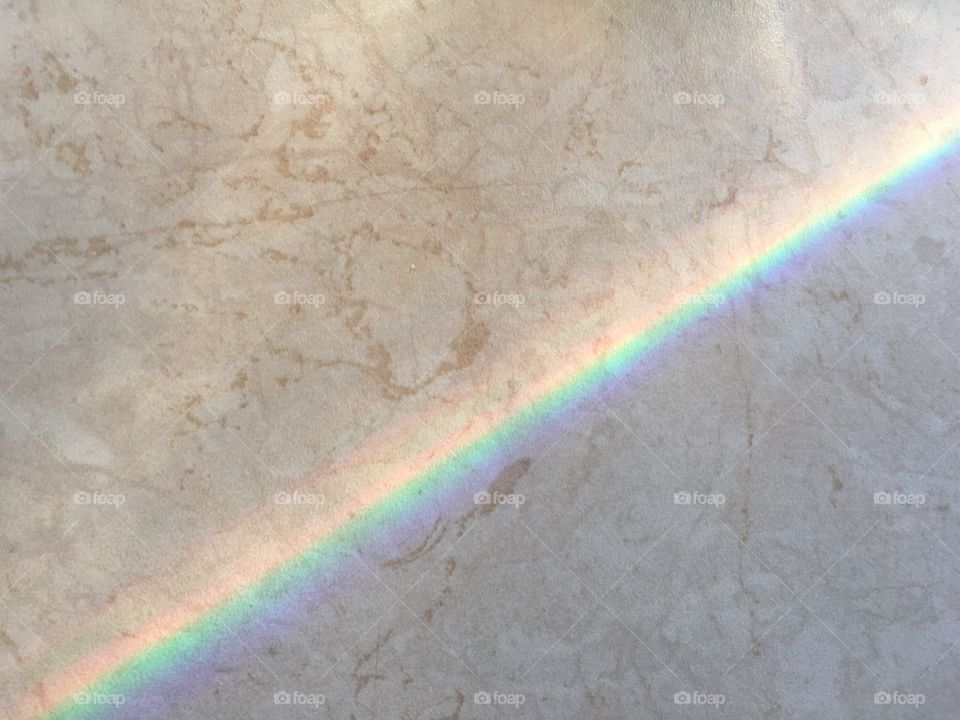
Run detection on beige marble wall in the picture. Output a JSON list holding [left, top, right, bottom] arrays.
[[2, 1, 960, 718]]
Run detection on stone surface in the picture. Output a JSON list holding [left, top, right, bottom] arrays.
[[2, 1, 959, 718]]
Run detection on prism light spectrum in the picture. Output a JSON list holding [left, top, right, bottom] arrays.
[[17, 125, 960, 720]]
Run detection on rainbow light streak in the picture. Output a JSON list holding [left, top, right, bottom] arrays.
[[27, 128, 960, 720]]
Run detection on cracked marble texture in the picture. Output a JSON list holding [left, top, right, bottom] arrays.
[[2, 1, 960, 719]]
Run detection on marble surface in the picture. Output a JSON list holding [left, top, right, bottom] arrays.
[[2, 1, 960, 718]]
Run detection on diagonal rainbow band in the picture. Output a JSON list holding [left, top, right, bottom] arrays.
[[26, 126, 960, 719]]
